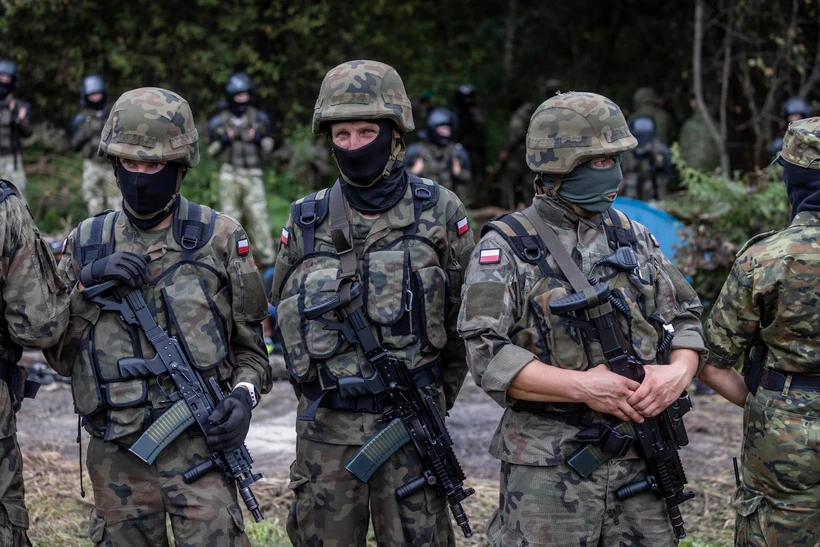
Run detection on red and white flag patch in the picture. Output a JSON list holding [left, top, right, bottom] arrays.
[[456, 216, 469, 236], [478, 248, 501, 265], [281, 227, 290, 246], [649, 233, 660, 248], [237, 238, 250, 256]]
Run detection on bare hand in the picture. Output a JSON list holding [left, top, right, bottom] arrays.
[[412, 158, 424, 175], [579, 364, 644, 423], [248, 128, 256, 140], [226, 128, 235, 139], [627, 364, 691, 417], [8, 99, 14, 112], [452, 158, 462, 176], [16, 106, 26, 121]]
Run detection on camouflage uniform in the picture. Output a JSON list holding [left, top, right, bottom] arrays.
[[621, 141, 672, 201], [497, 102, 536, 210], [0, 96, 31, 193], [678, 111, 720, 173], [208, 105, 276, 266], [45, 88, 272, 547], [271, 60, 475, 546], [72, 107, 119, 215], [705, 118, 820, 547], [629, 88, 676, 146], [404, 139, 472, 203], [458, 92, 706, 547], [0, 181, 68, 546]]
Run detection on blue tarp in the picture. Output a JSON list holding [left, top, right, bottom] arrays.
[[613, 197, 684, 263]]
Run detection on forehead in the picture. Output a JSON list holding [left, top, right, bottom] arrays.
[[331, 120, 380, 132]]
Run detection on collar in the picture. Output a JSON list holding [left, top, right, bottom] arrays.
[[533, 194, 603, 231], [343, 179, 415, 253], [790, 210, 820, 227]]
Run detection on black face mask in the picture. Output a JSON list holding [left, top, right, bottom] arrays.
[[340, 163, 409, 214], [332, 120, 395, 187], [230, 100, 249, 117], [117, 163, 180, 230], [427, 126, 451, 147], [782, 159, 820, 220]]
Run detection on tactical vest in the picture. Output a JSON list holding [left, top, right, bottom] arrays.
[[0, 103, 12, 151], [417, 141, 457, 191], [275, 177, 448, 407], [79, 109, 107, 159], [69, 199, 232, 442], [219, 108, 262, 168], [482, 208, 669, 418]]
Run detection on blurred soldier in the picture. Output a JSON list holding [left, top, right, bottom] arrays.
[[271, 60, 474, 545], [71, 75, 118, 215], [621, 116, 672, 201], [45, 87, 272, 546], [678, 98, 721, 173], [453, 84, 487, 190], [207, 72, 276, 267], [769, 96, 810, 161], [630, 87, 675, 146], [0, 179, 68, 547], [405, 107, 472, 203], [700, 118, 820, 547], [409, 90, 436, 144], [458, 92, 705, 546], [0, 61, 32, 194]]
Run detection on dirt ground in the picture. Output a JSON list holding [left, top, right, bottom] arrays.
[[14, 354, 744, 546]]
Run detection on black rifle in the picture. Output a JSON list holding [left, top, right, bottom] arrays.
[[304, 282, 475, 537], [82, 280, 264, 522], [549, 281, 695, 539]]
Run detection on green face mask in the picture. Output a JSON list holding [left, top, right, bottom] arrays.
[[541, 155, 623, 213]]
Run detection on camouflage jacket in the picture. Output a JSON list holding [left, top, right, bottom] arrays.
[[207, 106, 272, 168], [0, 186, 68, 439], [621, 141, 672, 201], [502, 103, 534, 155], [629, 105, 675, 146], [678, 113, 720, 173], [0, 95, 32, 153], [706, 210, 820, 375], [404, 140, 472, 195], [45, 201, 272, 443], [270, 179, 475, 445], [457, 195, 706, 465], [70, 107, 110, 161]]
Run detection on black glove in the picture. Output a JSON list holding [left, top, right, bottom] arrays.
[[206, 388, 253, 453], [79, 251, 150, 289]]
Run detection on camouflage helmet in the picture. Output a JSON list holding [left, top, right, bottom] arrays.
[[633, 87, 658, 108], [526, 92, 637, 174], [312, 60, 414, 134], [779, 117, 820, 169], [98, 87, 200, 168]]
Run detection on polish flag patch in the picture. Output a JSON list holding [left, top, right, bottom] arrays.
[[61, 238, 67, 254], [281, 227, 290, 246], [649, 233, 660, 248], [479, 248, 501, 265], [456, 216, 469, 236], [237, 238, 250, 256]]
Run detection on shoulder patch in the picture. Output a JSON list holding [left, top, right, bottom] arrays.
[[737, 229, 781, 257], [649, 233, 660, 248], [281, 227, 289, 246], [237, 238, 250, 256], [456, 216, 469, 236], [479, 248, 502, 265]]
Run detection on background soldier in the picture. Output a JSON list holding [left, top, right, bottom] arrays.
[[45, 87, 272, 546], [0, 180, 68, 547], [621, 116, 672, 201], [453, 83, 487, 191], [405, 107, 472, 203], [768, 96, 811, 161], [630, 87, 676, 146], [458, 92, 706, 546], [678, 97, 721, 173], [0, 61, 31, 194], [71, 74, 118, 215], [271, 60, 474, 546], [699, 117, 820, 546], [207, 72, 277, 267]]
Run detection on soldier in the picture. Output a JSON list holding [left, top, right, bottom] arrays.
[[0, 61, 31, 194], [458, 92, 706, 546], [207, 72, 277, 267], [453, 84, 487, 189], [630, 87, 676, 146], [699, 117, 820, 546], [768, 96, 810, 161], [496, 97, 536, 210], [0, 180, 68, 546], [44, 87, 272, 546], [621, 116, 672, 201], [405, 107, 472, 204], [271, 60, 475, 545], [678, 98, 721, 173], [71, 75, 118, 215]]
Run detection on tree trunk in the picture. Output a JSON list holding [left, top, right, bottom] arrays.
[[502, 0, 517, 94]]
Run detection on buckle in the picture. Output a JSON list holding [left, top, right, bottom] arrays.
[[413, 186, 432, 199], [524, 246, 542, 261], [598, 424, 634, 458], [180, 235, 199, 250], [300, 213, 317, 225]]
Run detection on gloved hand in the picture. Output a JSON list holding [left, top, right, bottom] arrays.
[[79, 251, 150, 289], [206, 388, 253, 453]]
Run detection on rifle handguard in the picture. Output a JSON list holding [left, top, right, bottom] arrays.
[[304, 282, 362, 319], [549, 282, 611, 315]]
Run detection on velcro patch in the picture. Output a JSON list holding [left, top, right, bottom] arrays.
[[237, 238, 250, 256], [456, 216, 469, 236], [281, 227, 289, 246], [170, 129, 199, 149], [330, 93, 371, 106], [649, 234, 660, 248], [116, 132, 157, 147], [479, 248, 501, 265]]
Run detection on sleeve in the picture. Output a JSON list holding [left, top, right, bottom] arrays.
[[457, 231, 536, 407], [453, 145, 472, 182], [269, 212, 302, 306], [438, 199, 475, 409], [2, 197, 68, 348], [15, 101, 32, 138], [223, 224, 273, 395], [255, 110, 273, 141], [70, 112, 89, 150], [207, 113, 228, 144], [404, 143, 422, 167], [704, 257, 759, 370]]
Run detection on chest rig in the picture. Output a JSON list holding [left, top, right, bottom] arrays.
[[279, 176, 448, 417], [219, 108, 262, 168]]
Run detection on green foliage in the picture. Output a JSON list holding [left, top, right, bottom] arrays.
[[666, 144, 789, 312], [246, 519, 291, 547]]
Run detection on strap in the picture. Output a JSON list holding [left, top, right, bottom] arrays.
[[0, 180, 16, 203], [604, 209, 637, 250], [299, 197, 318, 255], [172, 199, 216, 253], [504, 214, 552, 277], [759, 369, 820, 392], [325, 182, 361, 307], [404, 177, 436, 237], [76, 211, 119, 268]]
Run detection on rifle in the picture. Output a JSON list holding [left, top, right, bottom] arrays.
[[303, 282, 475, 537], [82, 280, 264, 522], [548, 277, 694, 539]]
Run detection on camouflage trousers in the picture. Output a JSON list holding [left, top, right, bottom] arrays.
[[218, 163, 275, 265], [287, 436, 454, 546], [0, 154, 26, 197], [85, 433, 249, 547], [81, 159, 120, 216], [0, 433, 32, 547], [487, 458, 676, 547], [734, 386, 820, 547]]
